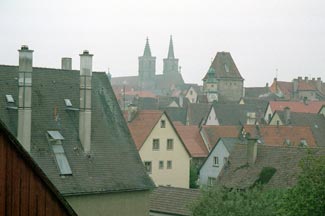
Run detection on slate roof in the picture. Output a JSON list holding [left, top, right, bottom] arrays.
[[244, 86, 271, 98], [0, 65, 155, 196], [187, 103, 211, 125], [211, 102, 267, 125], [203, 52, 243, 81], [218, 145, 325, 189], [201, 125, 241, 149], [0, 119, 77, 216], [133, 97, 159, 110], [174, 124, 209, 158], [242, 125, 317, 147], [127, 110, 163, 150], [161, 107, 187, 125], [268, 101, 325, 114], [274, 111, 325, 147], [149, 186, 201, 216]]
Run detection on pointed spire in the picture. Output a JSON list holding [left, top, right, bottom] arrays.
[[167, 35, 175, 59], [143, 37, 152, 57]]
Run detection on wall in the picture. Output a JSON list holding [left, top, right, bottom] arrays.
[[199, 140, 229, 186], [268, 113, 283, 126], [218, 80, 243, 101], [185, 87, 198, 103], [205, 107, 219, 125], [139, 113, 190, 188], [67, 190, 150, 216], [264, 104, 273, 123]]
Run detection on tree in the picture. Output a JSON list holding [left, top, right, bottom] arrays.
[[278, 154, 325, 216], [190, 186, 283, 216], [189, 163, 199, 189]]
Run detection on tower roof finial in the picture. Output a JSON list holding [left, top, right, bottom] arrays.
[[167, 35, 175, 59], [143, 37, 152, 57]]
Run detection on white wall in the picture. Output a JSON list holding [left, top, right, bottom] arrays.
[[205, 107, 219, 125]]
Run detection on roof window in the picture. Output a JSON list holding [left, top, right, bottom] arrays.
[[47, 131, 64, 140], [5, 95, 14, 103], [52, 145, 72, 176], [64, 99, 72, 107]]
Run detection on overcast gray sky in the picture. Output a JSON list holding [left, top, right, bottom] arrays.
[[1, 0, 324, 86]]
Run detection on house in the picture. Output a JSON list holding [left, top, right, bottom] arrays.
[[205, 102, 267, 126], [199, 138, 241, 187], [183, 84, 201, 103], [241, 125, 317, 147], [111, 37, 184, 95], [264, 101, 325, 123], [174, 123, 209, 167], [186, 103, 211, 126], [202, 52, 244, 102], [200, 125, 241, 150], [127, 110, 191, 188], [0, 119, 76, 216], [0, 46, 155, 216], [268, 109, 325, 147], [149, 186, 201, 216], [217, 141, 325, 189]]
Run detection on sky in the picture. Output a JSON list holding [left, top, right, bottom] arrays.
[[1, 0, 324, 87]]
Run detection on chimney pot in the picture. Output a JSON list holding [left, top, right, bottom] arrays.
[[304, 76, 308, 81], [317, 77, 321, 81], [298, 76, 302, 81], [83, 50, 89, 55], [61, 57, 72, 70], [21, 45, 29, 50]]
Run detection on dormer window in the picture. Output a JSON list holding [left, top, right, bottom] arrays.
[[5, 95, 14, 103], [300, 139, 308, 147], [64, 99, 72, 107], [224, 64, 230, 73]]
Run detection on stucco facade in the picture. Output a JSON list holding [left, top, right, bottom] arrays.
[[199, 139, 230, 186], [66, 190, 151, 216], [185, 86, 198, 103], [139, 113, 190, 188], [205, 107, 220, 125]]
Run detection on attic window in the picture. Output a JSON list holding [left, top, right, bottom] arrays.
[[52, 145, 72, 176], [161, 120, 166, 128], [5, 95, 14, 103], [224, 64, 230, 73], [47, 131, 64, 140], [64, 99, 72, 107]]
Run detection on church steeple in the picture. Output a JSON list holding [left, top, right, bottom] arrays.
[[163, 35, 179, 75], [167, 36, 175, 59], [143, 37, 152, 57], [138, 37, 156, 81]]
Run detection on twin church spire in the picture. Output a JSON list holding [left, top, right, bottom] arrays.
[[138, 36, 179, 80]]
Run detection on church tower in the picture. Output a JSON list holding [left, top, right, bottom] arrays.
[[138, 38, 156, 81], [163, 36, 179, 75]]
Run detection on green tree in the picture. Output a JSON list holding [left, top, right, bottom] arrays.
[[189, 163, 199, 189], [190, 186, 283, 216], [278, 154, 325, 216]]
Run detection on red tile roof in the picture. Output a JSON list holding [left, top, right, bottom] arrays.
[[125, 90, 157, 98], [174, 124, 209, 158], [127, 110, 163, 150], [269, 101, 325, 113], [298, 82, 317, 91], [242, 125, 316, 147], [201, 125, 241, 149], [269, 81, 292, 99]]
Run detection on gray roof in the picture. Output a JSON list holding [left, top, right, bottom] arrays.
[[244, 87, 271, 98], [187, 103, 211, 125], [160, 107, 187, 125], [218, 144, 325, 189], [275, 111, 325, 147], [211, 101, 267, 125], [150, 186, 201, 216], [0, 65, 155, 196]]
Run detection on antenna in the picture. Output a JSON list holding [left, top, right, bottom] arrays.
[[275, 68, 278, 79]]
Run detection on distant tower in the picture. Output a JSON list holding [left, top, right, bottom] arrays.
[[163, 36, 179, 75], [138, 38, 156, 81]]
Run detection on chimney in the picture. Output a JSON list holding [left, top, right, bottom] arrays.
[[247, 138, 257, 165], [61, 57, 72, 70], [298, 76, 302, 81], [284, 107, 291, 125], [304, 76, 308, 82], [293, 78, 298, 92], [179, 95, 184, 107], [127, 104, 138, 122], [316, 77, 322, 91], [17, 45, 33, 152], [79, 50, 93, 153]]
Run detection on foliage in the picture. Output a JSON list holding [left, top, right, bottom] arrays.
[[189, 163, 199, 189], [190, 186, 284, 216], [278, 154, 325, 216]]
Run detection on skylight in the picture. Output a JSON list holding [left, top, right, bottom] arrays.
[[47, 131, 64, 140], [5, 95, 14, 103], [64, 99, 72, 107], [52, 145, 72, 176]]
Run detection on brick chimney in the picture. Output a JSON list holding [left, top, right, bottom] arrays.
[[247, 138, 257, 165], [79, 50, 93, 153], [61, 57, 72, 70], [17, 45, 33, 152]]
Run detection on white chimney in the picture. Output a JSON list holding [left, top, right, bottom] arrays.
[[247, 138, 257, 165], [79, 50, 93, 153], [61, 57, 72, 70], [17, 45, 33, 152]]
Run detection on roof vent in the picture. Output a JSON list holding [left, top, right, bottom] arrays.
[[5, 95, 14, 103], [83, 50, 89, 55], [21, 45, 29, 50]]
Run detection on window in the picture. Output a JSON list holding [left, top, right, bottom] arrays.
[[153, 139, 160, 150], [208, 177, 216, 186], [224, 64, 230, 73], [167, 139, 174, 150], [190, 90, 193, 95], [213, 156, 219, 167], [144, 161, 152, 173], [64, 99, 72, 107], [5, 95, 14, 103], [161, 120, 166, 128], [52, 145, 72, 176], [167, 160, 172, 169], [159, 161, 164, 169]]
